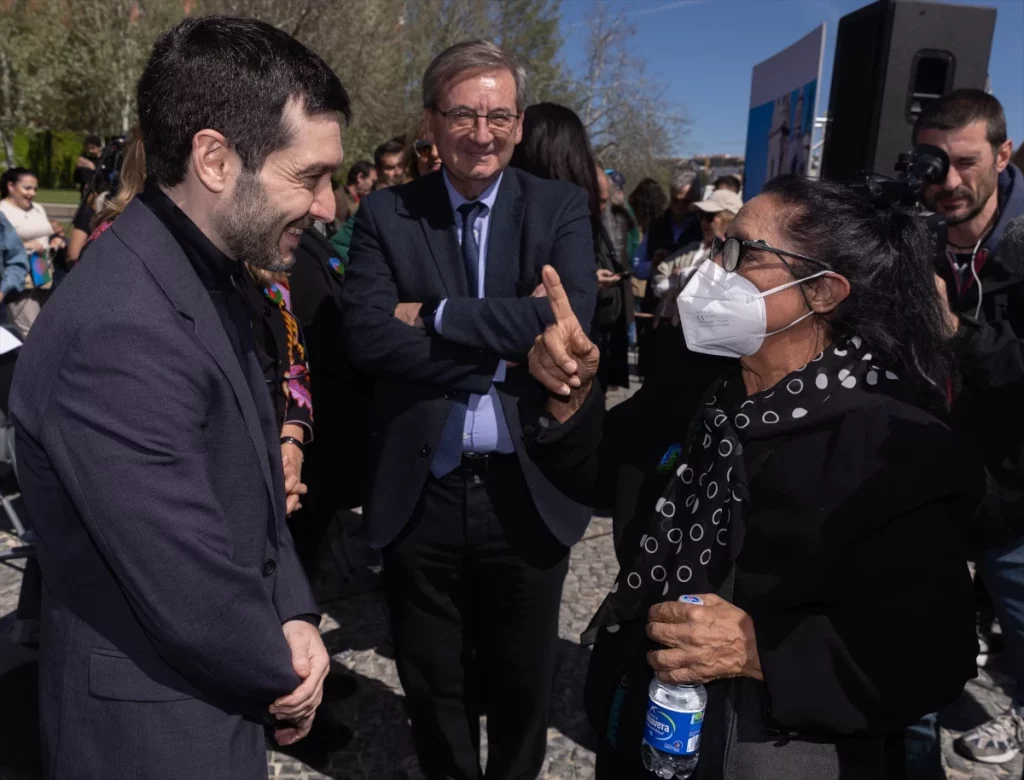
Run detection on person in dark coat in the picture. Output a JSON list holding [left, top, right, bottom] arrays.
[[917, 89, 1024, 766], [635, 169, 702, 380], [521, 175, 981, 779], [342, 42, 597, 779], [8, 18, 349, 778], [287, 228, 371, 569]]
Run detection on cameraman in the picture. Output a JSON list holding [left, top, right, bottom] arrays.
[[918, 89, 1024, 766]]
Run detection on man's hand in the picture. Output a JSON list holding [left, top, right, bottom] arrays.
[[596, 268, 622, 289], [934, 274, 960, 337], [646, 594, 762, 685], [281, 451, 307, 515], [394, 302, 424, 328], [273, 712, 316, 747], [270, 620, 330, 745], [528, 266, 599, 422]]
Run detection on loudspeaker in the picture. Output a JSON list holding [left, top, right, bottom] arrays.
[[821, 0, 996, 182]]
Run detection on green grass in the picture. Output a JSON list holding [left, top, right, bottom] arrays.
[[35, 189, 80, 205]]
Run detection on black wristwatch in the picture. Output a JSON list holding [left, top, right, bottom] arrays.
[[420, 298, 442, 335]]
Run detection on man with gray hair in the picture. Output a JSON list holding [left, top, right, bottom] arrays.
[[636, 166, 702, 378], [342, 40, 597, 779]]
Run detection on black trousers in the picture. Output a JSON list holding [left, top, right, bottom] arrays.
[[382, 455, 570, 780]]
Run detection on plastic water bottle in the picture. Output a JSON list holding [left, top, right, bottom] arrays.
[[641, 595, 707, 779]]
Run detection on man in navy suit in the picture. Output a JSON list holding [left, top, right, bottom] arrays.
[[10, 18, 349, 778], [342, 41, 597, 780]]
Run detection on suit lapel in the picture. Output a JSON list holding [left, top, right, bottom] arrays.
[[406, 172, 467, 298], [484, 170, 524, 298], [111, 200, 280, 524]]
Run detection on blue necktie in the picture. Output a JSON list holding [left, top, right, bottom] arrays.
[[431, 201, 487, 478]]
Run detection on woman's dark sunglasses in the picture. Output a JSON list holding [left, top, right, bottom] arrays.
[[710, 236, 832, 274], [413, 139, 434, 159]]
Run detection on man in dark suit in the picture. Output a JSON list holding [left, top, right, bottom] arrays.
[[9, 18, 350, 778], [342, 41, 597, 780]]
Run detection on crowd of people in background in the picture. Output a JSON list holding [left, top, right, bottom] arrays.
[[3, 14, 1024, 780]]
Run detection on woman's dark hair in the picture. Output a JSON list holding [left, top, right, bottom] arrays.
[[913, 88, 1007, 150], [629, 177, 667, 234], [510, 102, 601, 239], [1, 167, 34, 199], [137, 16, 351, 188], [763, 174, 952, 412]]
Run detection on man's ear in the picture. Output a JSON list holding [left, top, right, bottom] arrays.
[[807, 273, 850, 315], [996, 139, 1013, 174], [190, 129, 233, 194]]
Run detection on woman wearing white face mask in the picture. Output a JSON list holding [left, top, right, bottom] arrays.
[[520, 175, 982, 779]]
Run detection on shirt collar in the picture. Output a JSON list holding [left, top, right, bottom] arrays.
[[442, 168, 503, 215]]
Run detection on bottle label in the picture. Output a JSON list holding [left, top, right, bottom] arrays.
[[644, 700, 704, 756]]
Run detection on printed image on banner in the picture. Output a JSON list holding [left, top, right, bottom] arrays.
[[743, 24, 825, 201]]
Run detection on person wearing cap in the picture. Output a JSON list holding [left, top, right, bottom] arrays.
[[636, 168, 703, 379], [603, 167, 641, 266], [651, 188, 743, 324]]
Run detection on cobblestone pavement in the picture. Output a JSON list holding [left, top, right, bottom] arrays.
[[0, 380, 1019, 778]]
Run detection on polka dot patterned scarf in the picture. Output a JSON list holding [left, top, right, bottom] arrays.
[[583, 335, 899, 643]]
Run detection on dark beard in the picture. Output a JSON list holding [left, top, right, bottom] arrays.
[[927, 165, 999, 227], [213, 171, 310, 273]]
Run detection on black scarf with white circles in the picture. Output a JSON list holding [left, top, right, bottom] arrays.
[[582, 335, 901, 644]]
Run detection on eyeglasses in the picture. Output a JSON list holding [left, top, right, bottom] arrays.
[[434, 106, 520, 133], [710, 236, 832, 274], [413, 139, 434, 159]]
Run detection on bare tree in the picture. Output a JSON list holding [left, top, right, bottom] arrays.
[[0, 0, 573, 170], [0, 0, 64, 165], [575, 1, 688, 182], [54, 0, 186, 135]]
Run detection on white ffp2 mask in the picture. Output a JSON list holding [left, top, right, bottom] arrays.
[[676, 260, 829, 358]]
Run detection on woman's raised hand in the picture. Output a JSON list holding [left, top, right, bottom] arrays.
[[528, 265, 599, 398]]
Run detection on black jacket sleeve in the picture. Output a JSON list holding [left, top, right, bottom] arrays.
[[341, 201, 499, 394], [954, 315, 1024, 406], [436, 188, 598, 359], [522, 383, 641, 510], [754, 402, 982, 736]]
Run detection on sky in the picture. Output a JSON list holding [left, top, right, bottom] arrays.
[[558, 0, 1024, 158]]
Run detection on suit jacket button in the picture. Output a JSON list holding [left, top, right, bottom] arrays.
[[262, 559, 276, 576], [444, 391, 455, 400], [262, 307, 272, 318], [419, 444, 432, 457]]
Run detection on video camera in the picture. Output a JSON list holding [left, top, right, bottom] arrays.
[[81, 136, 126, 205], [844, 143, 950, 256]]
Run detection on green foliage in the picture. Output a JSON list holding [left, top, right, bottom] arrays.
[[0, 0, 682, 182], [3, 129, 85, 188]]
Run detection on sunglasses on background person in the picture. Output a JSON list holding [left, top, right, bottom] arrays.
[[414, 139, 434, 159]]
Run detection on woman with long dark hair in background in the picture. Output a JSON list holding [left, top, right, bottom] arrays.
[[523, 174, 980, 779], [629, 177, 668, 240], [401, 117, 442, 182], [510, 102, 632, 389]]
